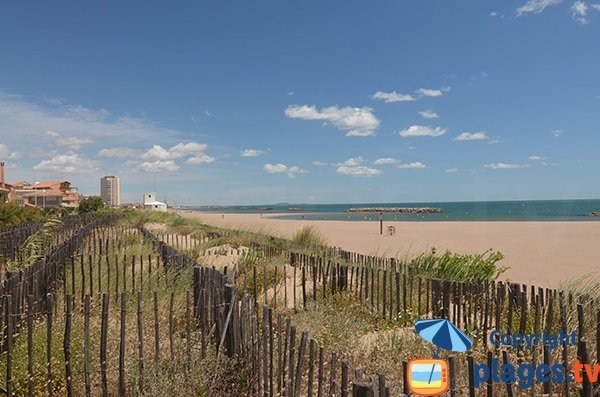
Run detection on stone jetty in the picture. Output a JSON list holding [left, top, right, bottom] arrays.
[[588, 212, 600, 217], [346, 207, 444, 213]]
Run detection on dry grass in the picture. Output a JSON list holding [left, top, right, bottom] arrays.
[[291, 225, 327, 251]]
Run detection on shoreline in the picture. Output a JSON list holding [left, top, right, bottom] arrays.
[[179, 210, 600, 288], [178, 210, 600, 222]]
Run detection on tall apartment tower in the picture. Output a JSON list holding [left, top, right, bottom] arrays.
[[100, 176, 121, 207]]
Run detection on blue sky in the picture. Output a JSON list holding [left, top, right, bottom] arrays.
[[0, 1, 599, 205]]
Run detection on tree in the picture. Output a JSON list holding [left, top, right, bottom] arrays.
[[78, 196, 105, 214]]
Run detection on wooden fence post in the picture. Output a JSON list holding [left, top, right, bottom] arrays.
[[119, 292, 127, 396], [100, 293, 109, 397], [64, 295, 74, 397], [27, 294, 34, 397], [138, 291, 145, 393], [84, 295, 91, 397], [448, 355, 456, 397], [46, 293, 54, 397], [5, 295, 12, 397]]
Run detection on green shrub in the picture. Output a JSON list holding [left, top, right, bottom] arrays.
[[409, 248, 506, 283], [0, 202, 45, 226], [78, 196, 105, 214]]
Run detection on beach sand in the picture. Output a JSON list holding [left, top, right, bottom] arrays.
[[180, 211, 600, 288]]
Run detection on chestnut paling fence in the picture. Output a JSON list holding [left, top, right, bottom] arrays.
[[0, 222, 42, 265], [1, 222, 599, 396]]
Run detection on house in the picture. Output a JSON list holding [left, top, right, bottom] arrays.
[[17, 180, 80, 208], [143, 192, 167, 212], [0, 161, 80, 208]]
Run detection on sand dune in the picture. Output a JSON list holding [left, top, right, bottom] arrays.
[[180, 211, 600, 288]]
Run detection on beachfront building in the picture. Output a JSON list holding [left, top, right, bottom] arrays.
[[0, 161, 80, 208], [16, 181, 80, 208], [100, 175, 121, 207], [143, 192, 167, 212]]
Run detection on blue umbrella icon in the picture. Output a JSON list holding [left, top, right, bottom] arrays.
[[415, 318, 472, 355], [415, 319, 473, 384]]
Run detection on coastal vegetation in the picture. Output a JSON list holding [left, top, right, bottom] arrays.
[[409, 248, 506, 283], [4, 217, 63, 272], [291, 225, 328, 250], [0, 202, 45, 226], [77, 196, 105, 214], [8, 209, 596, 397]]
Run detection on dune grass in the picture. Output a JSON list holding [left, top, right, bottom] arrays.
[[291, 225, 327, 251], [408, 248, 506, 283]]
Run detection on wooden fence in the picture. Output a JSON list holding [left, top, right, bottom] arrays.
[[141, 230, 600, 396], [2, 223, 600, 396], [0, 222, 41, 262], [0, 216, 119, 353]]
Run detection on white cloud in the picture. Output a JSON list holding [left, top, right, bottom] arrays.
[[264, 163, 306, 178], [571, 1, 589, 23], [487, 139, 503, 144], [445, 168, 460, 173], [374, 157, 401, 165], [517, 0, 562, 16], [592, 3, 600, 10], [288, 166, 305, 174], [186, 154, 215, 165], [169, 142, 208, 157], [264, 163, 288, 173], [33, 153, 99, 174], [416, 88, 442, 97], [141, 145, 173, 161], [0, 91, 181, 145], [312, 160, 329, 167], [529, 155, 547, 160], [336, 165, 381, 177], [54, 136, 93, 150], [371, 91, 416, 103], [138, 160, 180, 173], [341, 156, 364, 166], [0, 144, 22, 160], [284, 105, 380, 137], [484, 163, 530, 170], [45, 130, 60, 138], [454, 132, 489, 141], [398, 125, 447, 138], [418, 110, 439, 119], [415, 87, 450, 97], [140, 142, 209, 161], [241, 149, 265, 157], [398, 161, 427, 169], [97, 147, 140, 158], [550, 128, 563, 137]]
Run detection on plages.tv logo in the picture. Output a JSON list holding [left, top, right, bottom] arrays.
[[409, 318, 473, 396]]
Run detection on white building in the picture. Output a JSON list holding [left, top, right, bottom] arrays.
[[143, 192, 167, 212], [100, 176, 121, 207]]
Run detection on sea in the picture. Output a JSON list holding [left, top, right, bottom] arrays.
[[184, 199, 600, 222]]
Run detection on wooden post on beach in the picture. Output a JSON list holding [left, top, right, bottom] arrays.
[[379, 212, 383, 235], [465, 355, 476, 397]]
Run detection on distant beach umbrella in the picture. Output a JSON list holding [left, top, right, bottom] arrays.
[[415, 319, 472, 353]]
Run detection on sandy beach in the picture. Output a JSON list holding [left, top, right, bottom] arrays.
[[180, 211, 600, 288]]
